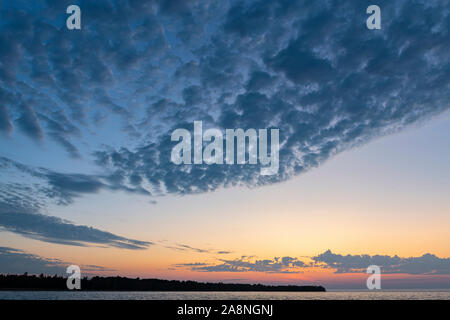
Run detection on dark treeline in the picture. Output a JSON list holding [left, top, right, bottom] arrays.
[[0, 273, 326, 292]]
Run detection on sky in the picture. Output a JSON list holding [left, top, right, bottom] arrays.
[[0, 0, 449, 290]]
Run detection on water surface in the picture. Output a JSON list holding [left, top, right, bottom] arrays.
[[0, 291, 449, 300]]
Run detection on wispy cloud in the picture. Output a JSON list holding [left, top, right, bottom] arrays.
[[0, 158, 152, 250], [160, 242, 231, 255], [0, 246, 111, 275], [217, 251, 233, 255], [0, 210, 153, 250], [174, 244, 210, 253]]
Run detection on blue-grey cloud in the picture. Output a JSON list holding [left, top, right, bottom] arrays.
[[176, 250, 450, 275], [0, 104, 13, 135], [0, 206, 152, 250], [175, 256, 306, 273], [0, 159, 152, 250], [0, 157, 150, 206], [217, 251, 232, 255], [158, 241, 231, 255], [0, 246, 111, 275], [0, 246, 67, 275], [173, 244, 209, 253], [312, 250, 450, 275], [15, 103, 44, 141]]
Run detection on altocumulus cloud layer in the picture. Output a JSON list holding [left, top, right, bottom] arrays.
[[0, 1, 449, 246]]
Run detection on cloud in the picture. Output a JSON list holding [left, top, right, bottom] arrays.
[[217, 251, 232, 255], [0, 246, 67, 275], [15, 103, 44, 141], [0, 159, 152, 250], [0, 157, 149, 206], [174, 244, 209, 253], [173, 262, 208, 267], [175, 250, 450, 275], [175, 256, 306, 274], [38, 111, 82, 158], [160, 242, 231, 255], [0, 104, 13, 135], [312, 250, 450, 275], [0, 246, 111, 275], [0, 208, 153, 250]]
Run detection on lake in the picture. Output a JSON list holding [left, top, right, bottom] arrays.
[[0, 290, 449, 300]]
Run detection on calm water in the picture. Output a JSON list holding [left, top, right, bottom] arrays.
[[0, 291, 449, 300]]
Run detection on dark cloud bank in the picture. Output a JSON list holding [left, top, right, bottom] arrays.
[[176, 250, 450, 275], [0, 1, 449, 247]]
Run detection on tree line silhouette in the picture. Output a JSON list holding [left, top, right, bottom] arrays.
[[0, 273, 325, 291]]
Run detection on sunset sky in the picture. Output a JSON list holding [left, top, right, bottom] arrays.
[[0, 0, 449, 289]]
